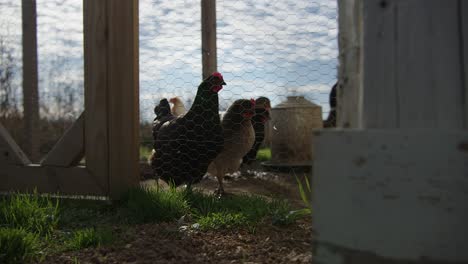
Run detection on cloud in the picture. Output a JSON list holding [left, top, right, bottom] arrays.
[[0, 0, 338, 121]]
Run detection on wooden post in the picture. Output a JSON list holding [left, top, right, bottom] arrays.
[[107, 0, 140, 198], [84, 0, 110, 194], [201, 0, 217, 79], [337, 0, 363, 128], [84, 0, 139, 199], [462, 0, 468, 129], [21, 0, 40, 162]]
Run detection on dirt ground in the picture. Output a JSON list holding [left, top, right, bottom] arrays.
[[45, 164, 313, 264]]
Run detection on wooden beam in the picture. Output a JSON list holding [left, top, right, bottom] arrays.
[[40, 112, 84, 167], [201, 0, 217, 79], [83, 0, 109, 194], [21, 0, 40, 162], [0, 165, 106, 196], [0, 122, 30, 165], [337, 0, 363, 128], [462, 0, 468, 129], [107, 0, 140, 199]]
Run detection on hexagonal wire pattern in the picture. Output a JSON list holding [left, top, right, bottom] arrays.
[[0, 0, 337, 184]]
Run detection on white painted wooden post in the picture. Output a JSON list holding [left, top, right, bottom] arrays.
[[314, 0, 468, 263]]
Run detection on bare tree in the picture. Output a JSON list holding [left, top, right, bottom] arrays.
[[0, 37, 19, 117]]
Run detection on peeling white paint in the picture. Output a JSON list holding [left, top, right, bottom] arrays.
[[313, 129, 468, 262]]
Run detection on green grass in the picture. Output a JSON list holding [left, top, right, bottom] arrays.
[[68, 228, 114, 250], [140, 145, 153, 161], [120, 186, 190, 223], [0, 228, 38, 264], [0, 191, 59, 237], [256, 148, 272, 161], [183, 189, 298, 230], [197, 212, 248, 231], [0, 184, 307, 261]]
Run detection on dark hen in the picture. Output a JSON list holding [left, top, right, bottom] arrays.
[[152, 98, 175, 149], [323, 82, 337, 128], [151, 72, 226, 186]]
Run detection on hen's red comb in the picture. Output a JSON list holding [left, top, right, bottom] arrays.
[[212, 72, 223, 79]]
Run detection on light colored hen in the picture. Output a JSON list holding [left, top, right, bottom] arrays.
[[207, 99, 255, 196], [169, 96, 187, 116]]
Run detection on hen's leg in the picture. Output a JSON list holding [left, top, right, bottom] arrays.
[[214, 166, 225, 197]]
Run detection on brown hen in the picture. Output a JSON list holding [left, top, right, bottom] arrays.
[[207, 99, 256, 196]]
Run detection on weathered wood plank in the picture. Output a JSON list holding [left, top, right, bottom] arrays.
[[201, 0, 217, 79], [361, 0, 464, 129], [0, 165, 106, 196], [462, 0, 468, 129], [40, 112, 84, 167], [21, 0, 40, 162], [396, 0, 463, 129], [107, 0, 140, 198], [0, 123, 30, 165], [313, 129, 468, 262], [362, 0, 398, 128], [83, 0, 109, 194], [337, 0, 363, 128]]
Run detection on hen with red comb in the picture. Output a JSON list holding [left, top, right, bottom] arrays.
[[150, 73, 227, 187]]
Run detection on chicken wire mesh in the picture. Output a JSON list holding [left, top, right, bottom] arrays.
[[0, 0, 84, 161], [0, 0, 338, 189], [140, 0, 338, 191]]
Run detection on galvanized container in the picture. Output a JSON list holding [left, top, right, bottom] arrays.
[[267, 96, 322, 168]]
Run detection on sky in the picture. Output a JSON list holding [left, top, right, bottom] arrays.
[[0, 0, 338, 121]]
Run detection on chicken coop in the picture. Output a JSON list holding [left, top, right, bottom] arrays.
[[2, 0, 466, 262]]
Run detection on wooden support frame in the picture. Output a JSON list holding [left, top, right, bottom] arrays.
[[462, 0, 468, 129], [41, 112, 84, 167], [0, 0, 139, 199], [201, 0, 217, 79], [21, 0, 40, 162]]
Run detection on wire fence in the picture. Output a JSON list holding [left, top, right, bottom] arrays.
[[0, 0, 338, 176]]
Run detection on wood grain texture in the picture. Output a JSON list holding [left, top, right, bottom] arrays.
[[361, 0, 465, 129], [107, 0, 140, 198], [21, 0, 40, 162], [83, 0, 109, 194], [0, 123, 30, 166], [362, 0, 398, 128], [0, 165, 105, 196], [201, 0, 217, 79], [461, 0, 468, 128], [337, 0, 363, 128], [40, 112, 84, 167], [396, 0, 463, 129]]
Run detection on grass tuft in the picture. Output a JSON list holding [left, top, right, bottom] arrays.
[[197, 212, 248, 231], [183, 189, 297, 229], [68, 228, 114, 250], [256, 148, 272, 161], [120, 186, 190, 223], [0, 191, 59, 237], [0, 227, 38, 264]]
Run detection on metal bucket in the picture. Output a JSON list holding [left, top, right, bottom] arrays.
[[264, 96, 322, 170]]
